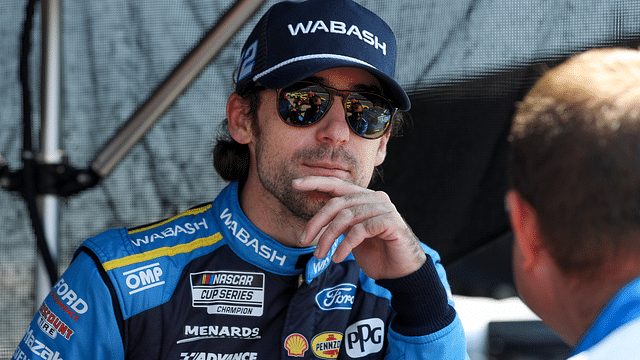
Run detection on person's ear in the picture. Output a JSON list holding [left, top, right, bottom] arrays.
[[226, 92, 254, 145], [506, 190, 542, 267]]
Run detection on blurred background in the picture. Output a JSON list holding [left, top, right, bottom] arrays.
[[2, 0, 640, 358]]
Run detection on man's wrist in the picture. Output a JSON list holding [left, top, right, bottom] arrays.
[[375, 255, 456, 336]]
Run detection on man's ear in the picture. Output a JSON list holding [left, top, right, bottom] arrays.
[[506, 190, 542, 267], [226, 92, 254, 145]]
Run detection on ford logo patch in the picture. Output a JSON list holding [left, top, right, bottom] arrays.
[[315, 283, 357, 311]]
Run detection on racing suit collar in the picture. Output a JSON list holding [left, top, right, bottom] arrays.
[[213, 182, 342, 281]]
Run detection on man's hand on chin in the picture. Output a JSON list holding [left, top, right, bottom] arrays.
[[294, 176, 426, 280]]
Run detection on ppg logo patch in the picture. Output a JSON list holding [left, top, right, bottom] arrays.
[[345, 318, 384, 358], [315, 283, 356, 310]]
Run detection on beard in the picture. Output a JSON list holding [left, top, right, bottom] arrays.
[[255, 142, 361, 221]]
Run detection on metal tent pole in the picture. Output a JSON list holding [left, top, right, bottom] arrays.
[[26, 0, 265, 304], [37, 0, 63, 304], [91, 0, 266, 178]]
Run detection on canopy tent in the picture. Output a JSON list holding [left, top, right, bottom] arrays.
[[1, 0, 640, 356]]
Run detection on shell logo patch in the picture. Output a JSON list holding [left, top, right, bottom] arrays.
[[284, 333, 308, 357], [312, 332, 343, 359]]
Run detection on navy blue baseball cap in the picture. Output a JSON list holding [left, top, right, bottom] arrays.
[[235, 0, 410, 111]]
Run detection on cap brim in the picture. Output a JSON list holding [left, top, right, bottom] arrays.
[[254, 57, 411, 111]]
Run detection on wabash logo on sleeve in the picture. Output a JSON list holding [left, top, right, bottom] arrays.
[[345, 318, 384, 358]]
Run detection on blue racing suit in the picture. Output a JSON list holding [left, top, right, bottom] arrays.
[[14, 182, 468, 359], [567, 275, 640, 359]]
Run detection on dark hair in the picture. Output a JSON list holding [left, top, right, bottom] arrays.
[[213, 83, 408, 183], [507, 48, 640, 276], [213, 85, 261, 182]]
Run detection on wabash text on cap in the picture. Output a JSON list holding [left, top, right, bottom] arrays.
[[234, 0, 410, 111]]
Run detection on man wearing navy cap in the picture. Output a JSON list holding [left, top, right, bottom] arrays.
[[14, 1, 468, 359]]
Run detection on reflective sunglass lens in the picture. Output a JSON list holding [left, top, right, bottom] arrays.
[[345, 96, 392, 139], [279, 85, 330, 126], [278, 83, 394, 139]]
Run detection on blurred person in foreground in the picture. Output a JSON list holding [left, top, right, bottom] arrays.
[[506, 47, 640, 359], [14, 0, 468, 359]]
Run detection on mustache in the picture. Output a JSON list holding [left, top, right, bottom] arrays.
[[294, 145, 358, 168]]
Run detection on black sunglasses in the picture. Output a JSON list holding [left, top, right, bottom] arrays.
[[275, 81, 396, 139]]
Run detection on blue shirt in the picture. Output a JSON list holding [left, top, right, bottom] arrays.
[[571, 275, 640, 356]]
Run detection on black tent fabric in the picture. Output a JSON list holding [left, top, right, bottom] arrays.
[[375, 50, 640, 296]]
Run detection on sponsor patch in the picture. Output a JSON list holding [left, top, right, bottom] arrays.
[[179, 352, 257, 360], [315, 283, 356, 311], [312, 332, 342, 359], [178, 325, 260, 343], [51, 277, 88, 321], [123, 263, 165, 295], [19, 328, 63, 360], [130, 217, 208, 247], [219, 208, 287, 267], [190, 271, 265, 316], [37, 303, 74, 340], [345, 318, 384, 358], [284, 333, 308, 357]]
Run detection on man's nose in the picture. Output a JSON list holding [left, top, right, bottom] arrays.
[[315, 96, 350, 146]]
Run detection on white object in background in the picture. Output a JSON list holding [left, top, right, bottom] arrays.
[[453, 295, 541, 360]]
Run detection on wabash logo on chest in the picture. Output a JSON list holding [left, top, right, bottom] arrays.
[[190, 271, 265, 316]]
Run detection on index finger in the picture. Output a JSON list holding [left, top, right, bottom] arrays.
[[294, 176, 374, 252], [292, 176, 373, 197]]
